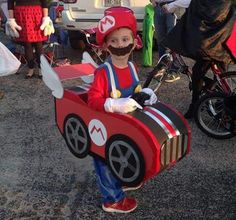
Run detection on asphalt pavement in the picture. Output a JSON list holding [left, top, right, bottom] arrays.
[[0, 31, 236, 219]]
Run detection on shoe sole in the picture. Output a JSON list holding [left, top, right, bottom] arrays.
[[122, 183, 143, 192], [102, 204, 137, 213]]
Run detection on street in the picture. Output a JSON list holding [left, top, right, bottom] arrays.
[[0, 34, 236, 219]]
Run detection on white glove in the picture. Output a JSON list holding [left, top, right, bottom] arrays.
[[142, 88, 158, 105], [104, 97, 143, 113], [40, 16, 55, 36], [162, 0, 191, 14], [5, 18, 22, 38]]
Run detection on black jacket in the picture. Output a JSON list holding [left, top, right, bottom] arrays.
[[162, 0, 236, 64]]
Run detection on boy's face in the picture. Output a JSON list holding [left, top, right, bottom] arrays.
[[104, 27, 137, 59]]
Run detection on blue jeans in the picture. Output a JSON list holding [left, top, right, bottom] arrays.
[[154, 5, 176, 58], [93, 157, 125, 204]]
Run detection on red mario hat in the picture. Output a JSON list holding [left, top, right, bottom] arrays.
[[96, 6, 137, 46]]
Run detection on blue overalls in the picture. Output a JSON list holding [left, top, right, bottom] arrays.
[[93, 60, 140, 203]]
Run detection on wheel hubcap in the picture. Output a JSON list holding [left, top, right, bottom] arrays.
[[65, 117, 88, 154], [108, 140, 140, 183]]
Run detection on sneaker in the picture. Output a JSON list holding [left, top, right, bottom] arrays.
[[25, 68, 35, 79], [122, 182, 143, 192], [154, 68, 166, 78], [38, 69, 42, 79], [102, 197, 137, 213], [165, 73, 180, 83]]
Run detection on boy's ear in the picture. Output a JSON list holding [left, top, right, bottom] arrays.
[[102, 42, 108, 50], [132, 38, 138, 50], [103, 43, 111, 54]]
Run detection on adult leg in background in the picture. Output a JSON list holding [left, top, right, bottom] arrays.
[[154, 5, 179, 82], [154, 5, 176, 58], [24, 42, 35, 78], [33, 41, 43, 78], [184, 58, 211, 119]]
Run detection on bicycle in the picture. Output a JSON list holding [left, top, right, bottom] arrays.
[[80, 28, 108, 65], [193, 66, 236, 139], [194, 92, 236, 139], [142, 51, 236, 139], [142, 51, 192, 92]]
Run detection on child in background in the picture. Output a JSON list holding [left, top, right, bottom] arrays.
[[6, 0, 54, 78], [88, 7, 157, 213]]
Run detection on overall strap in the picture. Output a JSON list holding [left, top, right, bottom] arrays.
[[104, 61, 140, 98], [128, 61, 140, 83], [103, 61, 118, 99]]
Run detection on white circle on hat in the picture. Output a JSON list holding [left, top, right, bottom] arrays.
[[98, 15, 116, 33]]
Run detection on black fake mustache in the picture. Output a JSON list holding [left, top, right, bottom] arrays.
[[108, 43, 134, 56]]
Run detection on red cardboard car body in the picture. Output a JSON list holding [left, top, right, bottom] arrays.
[[42, 59, 191, 186]]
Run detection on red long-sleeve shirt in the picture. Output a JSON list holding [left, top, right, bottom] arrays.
[[88, 63, 138, 111]]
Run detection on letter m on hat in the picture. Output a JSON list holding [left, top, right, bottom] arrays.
[[99, 15, 115, 33]]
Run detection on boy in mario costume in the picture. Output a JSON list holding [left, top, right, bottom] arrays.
[[88, 7, 157, 213]]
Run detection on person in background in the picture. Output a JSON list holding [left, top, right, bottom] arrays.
[[161, 0, 190, 14], [88, 7, 157, 213], [142, 3, 155, 67], [151, 0, 181, 82], [162, 0, 235, 118], [6, 0, 54, 78]]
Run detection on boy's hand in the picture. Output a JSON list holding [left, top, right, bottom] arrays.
[[142, 88, 158, 105], [104, 97, 143, 113]]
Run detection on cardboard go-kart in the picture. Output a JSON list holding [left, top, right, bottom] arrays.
[[40, 53, 191, 186]]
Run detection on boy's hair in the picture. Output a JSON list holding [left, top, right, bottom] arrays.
[[96, 6, 137, 46]]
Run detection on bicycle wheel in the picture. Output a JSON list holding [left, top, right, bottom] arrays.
[[194, 92, 235, 139]]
